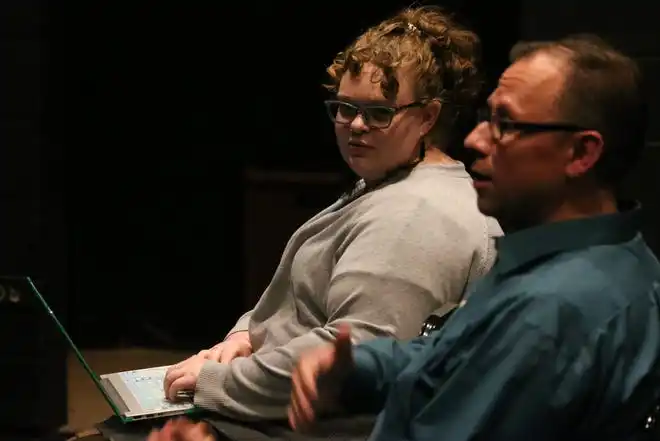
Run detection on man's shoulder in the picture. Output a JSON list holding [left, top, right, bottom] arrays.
[[498, 242, 660, 334], [528, 239, 660, 298]]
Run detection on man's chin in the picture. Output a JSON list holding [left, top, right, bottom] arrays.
[[476, 194, 500, 218]]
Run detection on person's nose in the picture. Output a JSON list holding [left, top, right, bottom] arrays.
[[464, 121, 493, 157], [348, 112, 370, 133]]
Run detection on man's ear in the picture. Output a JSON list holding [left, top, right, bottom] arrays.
[[565, 130, 604, 178]]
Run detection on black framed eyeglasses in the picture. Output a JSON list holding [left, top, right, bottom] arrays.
[[324, 100, 426, 129], [477, 108, 589, 140]]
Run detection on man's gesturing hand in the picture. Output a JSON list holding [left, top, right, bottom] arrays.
[[288, 325, 354, 431]]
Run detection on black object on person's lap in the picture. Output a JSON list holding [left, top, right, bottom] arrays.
[[95, 412, 375, 441]]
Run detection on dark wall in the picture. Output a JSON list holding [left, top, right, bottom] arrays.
[[0, 3, 52, 284], [519, 0, 660, 255], [0, 0, 68, 433], [50, 3, 248, 348]]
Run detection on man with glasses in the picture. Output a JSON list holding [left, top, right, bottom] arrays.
[[288, 34, 660, 440]]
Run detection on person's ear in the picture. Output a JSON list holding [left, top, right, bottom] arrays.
[[419, 100, 442, 136], [565, 130, 604, 178]]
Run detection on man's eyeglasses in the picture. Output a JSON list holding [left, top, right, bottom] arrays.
[[324, 100, 425, 129], [477, 108, 589, 140]]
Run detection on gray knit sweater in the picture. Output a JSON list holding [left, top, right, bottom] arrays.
[[194, 163, 502, 420]]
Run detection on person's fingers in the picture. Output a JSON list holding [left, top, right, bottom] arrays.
[[288, 392, 312, 431], [169, 419, 215, 441], [289, 377, 305, 426], [219, 345, 237, 363], [169, 418, 190, 440], [292, 340, 350, 430], [148, 419, 175, 441], [287, 401, 304, 431], [207, 346, 223, 362], [163, 367, 185, 397], [191, 422, 216, 441], [203, 340, 226, 360], [297, 356, 325, 425], [171, 418, 195, 441], [172, 355, 195, 370], [164, 420, 178, 440], [289, 365, 306, 430], [287, 405, 296, 431], [197, 349, 211, 358], [238, 343, 252, 357], [198, 422, 218, 441], [334, 324, 353, 365], [219, 341, 251, 363], [291, 364, 311, 415], [299, 355, 322, 403], [167, 374, 195, 401], [186, 422, 211, 441]]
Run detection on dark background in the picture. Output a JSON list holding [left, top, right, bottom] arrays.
[[0, 0, 658, 355]]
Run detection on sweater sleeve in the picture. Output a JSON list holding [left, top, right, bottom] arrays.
[[194, 196, 478, 420]]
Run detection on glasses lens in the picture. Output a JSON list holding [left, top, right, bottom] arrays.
[[364, 107, 395, 128], [325, 101, 359, 124]]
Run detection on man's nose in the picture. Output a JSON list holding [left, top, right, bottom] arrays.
[[464, 121, 492, 156]]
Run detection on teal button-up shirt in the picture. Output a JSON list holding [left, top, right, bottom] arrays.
[[343, 206, 660, 441]]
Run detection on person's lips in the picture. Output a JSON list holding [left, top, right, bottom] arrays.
[[469, 168, 493, 189], [347, 141, 373, 155], [348, 140, 372, 148]]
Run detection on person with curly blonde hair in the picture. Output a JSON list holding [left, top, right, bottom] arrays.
[[157, 3, 500, 431]]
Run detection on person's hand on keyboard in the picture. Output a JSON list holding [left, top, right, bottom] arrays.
[[198, 331, 253, 363], [164, 332, 252, 401], [163, 355, 206, 401], [147, 418, 216, 441]]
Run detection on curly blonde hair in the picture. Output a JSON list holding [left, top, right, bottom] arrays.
[[326, 6, 482, 147]]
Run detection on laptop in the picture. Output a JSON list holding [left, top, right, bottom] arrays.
[[2, 275, 198, 423]]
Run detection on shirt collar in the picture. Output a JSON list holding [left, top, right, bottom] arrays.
[[494, 201, 643, 276]]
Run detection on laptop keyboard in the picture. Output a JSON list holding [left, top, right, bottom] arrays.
[[119, 366, 193, 411]]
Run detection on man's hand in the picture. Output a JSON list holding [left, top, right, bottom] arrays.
[[147, 418, 216, 441], [163, 355, 206, 401], [288, 325, 354, 431], [198, 331, 252, 364]]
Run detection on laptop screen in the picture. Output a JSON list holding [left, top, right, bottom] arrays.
[[0, 275, 123, 417]]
